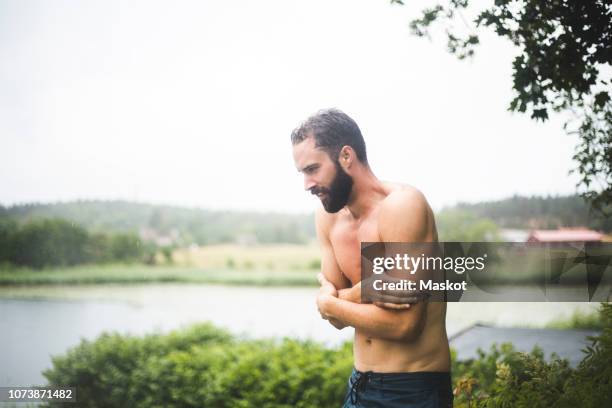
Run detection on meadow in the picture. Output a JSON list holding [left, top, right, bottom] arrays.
[[0, 244, 322, 286]]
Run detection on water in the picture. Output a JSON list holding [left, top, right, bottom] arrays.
[[0, 284, 600, 388]]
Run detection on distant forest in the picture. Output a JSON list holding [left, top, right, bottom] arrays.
[[0, 201, 315, 245], [453, 194, 611, 232], [0, 195, 609, 248]]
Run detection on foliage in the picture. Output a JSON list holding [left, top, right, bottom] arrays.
[[43, 324, 353, 408], [557, 302, 612, 408], [0, 200, 315, 246], [545, 306, 605, 330], [42, 304, 612, 407], [452, 342, 573, 407], [452, 302, 612, 408], [436, 209, 501, 241], [109, 233, 145, 262], [394, 0, 612, 214], [0, 218, 148, 269], [0, 217, 18, 265], [8, 218, 89, 268], [454, 193, 612, 232]]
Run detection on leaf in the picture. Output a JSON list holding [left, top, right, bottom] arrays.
[[532, 108, 549, 121], [594, 91, 610, 108]]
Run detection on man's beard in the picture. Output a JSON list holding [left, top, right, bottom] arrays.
[[311, 162, 354, 213]]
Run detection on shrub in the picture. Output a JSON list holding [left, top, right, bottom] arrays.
[[43, 324, 352, 407], [452, 303, 612, 408]]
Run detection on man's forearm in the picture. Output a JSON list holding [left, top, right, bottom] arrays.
[[338, 286, 360, 303], [319, 294, 424, 341]]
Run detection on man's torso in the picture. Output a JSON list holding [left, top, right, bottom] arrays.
[[326, 183, 450, 373]]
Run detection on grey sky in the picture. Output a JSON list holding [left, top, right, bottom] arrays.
[[0, 0, 581, 213]]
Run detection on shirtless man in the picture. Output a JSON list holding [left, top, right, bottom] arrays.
[[291, 109, 452, 408]]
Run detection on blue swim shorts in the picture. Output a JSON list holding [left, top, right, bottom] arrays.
[[342, 368, 453, 408]]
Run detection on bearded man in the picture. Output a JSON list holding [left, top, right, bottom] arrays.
[[291, 108, 452, 408]]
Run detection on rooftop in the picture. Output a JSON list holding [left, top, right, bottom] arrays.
[[527, 227, 603, 242]]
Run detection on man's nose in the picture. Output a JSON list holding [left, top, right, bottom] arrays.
[[304, 176, 316, 191]]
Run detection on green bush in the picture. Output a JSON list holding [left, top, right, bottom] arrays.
[[43, 324, 352, 407], [557, 302, 612, 408], [452, 303, 612, 408], [43, 323, 233, 407], [109, 233, 144, 263]]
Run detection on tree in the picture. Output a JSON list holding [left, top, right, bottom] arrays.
[[110, 233, 144, 262], [10, 218, 89, 268], [0, 218, 18, 264], [436, 209, 501, 241], [392, 0, 612, 214]]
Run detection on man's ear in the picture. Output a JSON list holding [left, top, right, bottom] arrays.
[[339, 146, 353, 170]]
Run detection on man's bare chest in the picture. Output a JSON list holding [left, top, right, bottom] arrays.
[[328, 218, 380, 285]]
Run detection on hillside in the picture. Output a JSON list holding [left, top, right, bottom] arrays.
[[1, 194, 608, 249], [0, 200, 315, 245], [452, 194, 611, 232]]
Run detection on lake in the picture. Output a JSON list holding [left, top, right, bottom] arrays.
[[0, 283, 600, 388]]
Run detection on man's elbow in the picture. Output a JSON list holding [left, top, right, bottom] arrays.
[[329, 318, 348, 330]]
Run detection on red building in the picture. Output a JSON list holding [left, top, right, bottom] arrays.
[[526, 227, 603, 244]]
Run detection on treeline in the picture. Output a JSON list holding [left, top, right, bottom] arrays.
[[0, 200, 315, 245], [0, 194, 607, 252], [436, 209, 501, 242], [0, 218, 150, 269], [454, 194, 612, 232]]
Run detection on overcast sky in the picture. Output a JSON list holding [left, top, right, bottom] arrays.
[[0, 0, 582, 213]]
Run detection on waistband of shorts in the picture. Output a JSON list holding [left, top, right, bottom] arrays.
[[351, 368, 451, 382]]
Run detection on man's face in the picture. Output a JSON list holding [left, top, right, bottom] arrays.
[[292, 137, 353, 213]]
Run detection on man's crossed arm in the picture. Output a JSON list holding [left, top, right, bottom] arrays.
[[316, 273, 427, 341], [314, 188, 436, 342]]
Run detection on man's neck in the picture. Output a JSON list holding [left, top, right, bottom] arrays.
[[345, 166, 387, 220]]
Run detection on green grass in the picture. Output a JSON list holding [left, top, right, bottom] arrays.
[[0, 264, 319, 287]]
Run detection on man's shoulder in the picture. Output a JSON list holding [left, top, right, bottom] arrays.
[[380, 183, 429, 215], [378, 184, 432, 241]]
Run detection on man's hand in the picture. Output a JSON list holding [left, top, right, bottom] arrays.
[[316, 272, 337, 319], [317, 272, 337, 297], [338, 281, 361, 304], [361, 273, 429, 310], [317, 273, 347, 330], [336, 274, 423, 310]]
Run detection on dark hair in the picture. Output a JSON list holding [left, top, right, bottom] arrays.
[[291, 108, 368, 164]]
